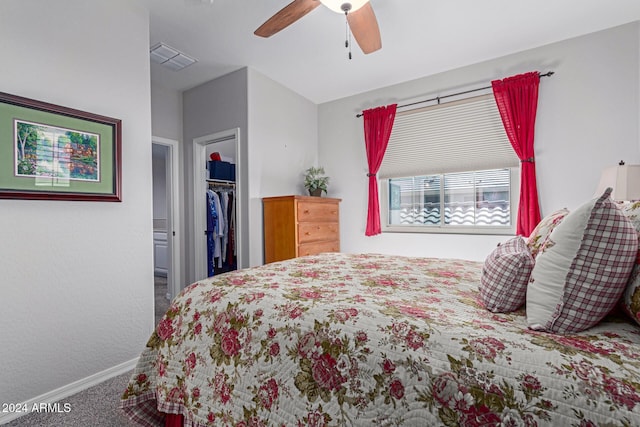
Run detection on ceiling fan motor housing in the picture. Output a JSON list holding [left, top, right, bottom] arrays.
[[319, 0, 369, 14], [255, 0, 381, 55]]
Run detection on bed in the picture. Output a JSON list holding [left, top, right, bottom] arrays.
[[121, 252, 640, 426]]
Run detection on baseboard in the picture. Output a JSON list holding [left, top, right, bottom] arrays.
[[0, 357, 138, 425]]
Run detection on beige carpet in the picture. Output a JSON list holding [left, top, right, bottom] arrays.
[[4, 371, 135, 426], [155, 275, 171, 326]]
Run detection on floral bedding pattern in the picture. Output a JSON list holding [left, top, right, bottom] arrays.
[[121, 253, 640, 426]]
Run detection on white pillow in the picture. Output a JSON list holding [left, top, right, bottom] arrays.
[[526, 188, 637, 333]]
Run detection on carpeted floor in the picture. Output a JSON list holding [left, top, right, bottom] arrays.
[[5, 277, 171, 426], [155, 275, 171, 326], [4, 371, 136, 426]]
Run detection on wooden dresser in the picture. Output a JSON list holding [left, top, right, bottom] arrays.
[[263, 195, 341, 263]]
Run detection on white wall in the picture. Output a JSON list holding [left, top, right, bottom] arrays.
[[247, 68, 318, 266], [319, 22, 640, 262], [0, 0, 154, 408]]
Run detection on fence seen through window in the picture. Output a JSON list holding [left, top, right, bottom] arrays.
[[388, 168, 511, 228]]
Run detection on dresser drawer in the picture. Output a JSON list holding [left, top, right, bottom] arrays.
[[297, 201, 339, 222], [298, 240, 340, 257], [298, 222, 339, 244], [264, 195, 341, 264]]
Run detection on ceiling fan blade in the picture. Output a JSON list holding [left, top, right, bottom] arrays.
[[347, 2, 382, 54], [255, 0, 321, 38]]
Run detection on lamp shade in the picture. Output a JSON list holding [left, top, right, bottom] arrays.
[[319, 0, 368, 13], [595, 164, 640, 201]]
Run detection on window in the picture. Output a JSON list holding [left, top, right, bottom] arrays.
[[385, 168, 517, 233], [380, 94, 519, 235]]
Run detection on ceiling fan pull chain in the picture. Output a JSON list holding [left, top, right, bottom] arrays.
[[344, 10, 352, 60], [345, 13, 349, 48]]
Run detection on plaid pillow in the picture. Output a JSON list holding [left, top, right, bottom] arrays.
[[480, 236, 534, 313], [527, 188, 638, 333]]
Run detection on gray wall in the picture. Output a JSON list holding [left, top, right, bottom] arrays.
[[181, 67, 319, 282], [151, 83, 185, 287], [0, 0, 154, 407], [151, 83, 183, 142], [318, 22, 640, 261], [152, 144, 168, 225], [183, 68, 250, 284]]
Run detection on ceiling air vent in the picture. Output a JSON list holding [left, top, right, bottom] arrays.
[[150, 43, 197, 71]]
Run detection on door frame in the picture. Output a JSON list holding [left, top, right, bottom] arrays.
[[152, 136, 181, 300], [193, 128, 242, 281]]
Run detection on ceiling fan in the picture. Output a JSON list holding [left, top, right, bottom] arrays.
[[254, 0, 382, 55]]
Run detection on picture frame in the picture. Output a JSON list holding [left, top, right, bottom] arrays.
[[0, 91, 122, 201]]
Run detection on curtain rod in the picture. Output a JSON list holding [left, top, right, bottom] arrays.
[[355, 71, 554, 118]]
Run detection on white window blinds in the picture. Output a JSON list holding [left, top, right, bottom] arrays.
[[379, 94, 518, 178]]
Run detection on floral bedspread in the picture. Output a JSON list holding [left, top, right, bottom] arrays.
[[121, 253, 640, 426]]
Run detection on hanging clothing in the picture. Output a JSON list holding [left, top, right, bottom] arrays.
[[205, 190, 218, 277], [212, 191, 225, 268], [206, 184, 237, 275], [227, 192, 235, 266], [220, 191, 229, 264]]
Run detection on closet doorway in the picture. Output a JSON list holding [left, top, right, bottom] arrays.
[[193, 128, 242, 281], [152, 137, 181, 323]]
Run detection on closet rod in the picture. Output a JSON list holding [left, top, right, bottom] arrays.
[[207, 180, 235, 188], [355, 71, 554, 118]]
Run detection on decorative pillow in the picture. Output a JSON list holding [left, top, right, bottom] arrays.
[[617, 200, 640, 326], [616, 200, 640, 265], [616, 200, 640, 230], [479, 236, 534, 313], [526, 208, 570, 259], [621, 265, 640, 327], [526, 188, 638, 334]]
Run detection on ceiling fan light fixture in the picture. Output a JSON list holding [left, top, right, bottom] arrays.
[[319, 0, 368, 14]]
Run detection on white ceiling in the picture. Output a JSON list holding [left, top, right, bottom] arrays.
[[144, 0, 640, 104]]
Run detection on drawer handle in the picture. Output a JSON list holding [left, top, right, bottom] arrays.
[[303, 209, 310, 214]]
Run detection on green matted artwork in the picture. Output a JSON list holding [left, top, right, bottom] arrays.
[[0, 91, 121, 201]]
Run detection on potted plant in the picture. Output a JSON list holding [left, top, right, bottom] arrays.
[[304, 166, 329, 196]]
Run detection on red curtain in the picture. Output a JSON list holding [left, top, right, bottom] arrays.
[[363, 104, 397, 236], [492, 72, 541, 236]]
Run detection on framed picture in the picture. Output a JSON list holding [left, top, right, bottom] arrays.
[[0, 91, 121, 201]]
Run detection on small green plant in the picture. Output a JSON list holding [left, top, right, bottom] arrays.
[[304, 166, 329, 196]]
